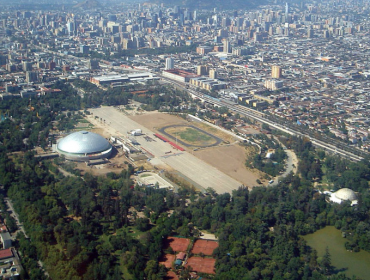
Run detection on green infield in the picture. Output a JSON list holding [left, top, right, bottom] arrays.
[[177, 127, 212, 143]]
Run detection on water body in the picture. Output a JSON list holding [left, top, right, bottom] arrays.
[[304, 226, 370, 279]]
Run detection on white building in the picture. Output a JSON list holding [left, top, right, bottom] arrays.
[[165, 57, 174, 70], [265, 79, 284, 91], [324, 188, 358, 206]]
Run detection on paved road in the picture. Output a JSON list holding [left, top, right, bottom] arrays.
[[269, 138, 298, 186], [170, 81, 365, 162], [5, 198, 49, 276], [89, 107, 243, 193], [4, 198, 28, 239]]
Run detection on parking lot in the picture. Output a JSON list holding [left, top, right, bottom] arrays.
[[136, 171, 175, 190]]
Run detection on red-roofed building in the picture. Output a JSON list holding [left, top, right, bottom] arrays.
[[0, 249, 13, 260], [176, 252, 186, 260], [162, 69, 198, 83]]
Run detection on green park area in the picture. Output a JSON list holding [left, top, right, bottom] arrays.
[[178, 127, 212, 143], [164, 126, 218, 147]]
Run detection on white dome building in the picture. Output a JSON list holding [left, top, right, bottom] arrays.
[[57, 131, 112, 161], [327, 188, 358, 206]]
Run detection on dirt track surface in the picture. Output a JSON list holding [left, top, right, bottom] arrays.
[[158, 124, 222, 148], [130, 112, 186, 128]]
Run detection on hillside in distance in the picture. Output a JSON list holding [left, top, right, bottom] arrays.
[[73, 0, 101, 9], [147, 0, 267, 10]]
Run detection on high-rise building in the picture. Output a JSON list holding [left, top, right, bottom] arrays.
[[6, 64, 16, 72], [80, 45, 90, 54], [22, 61, 33, 71], [89, 59, 99, 70], [221, 17, 231, 27], [284, 27, 289, 36], [265, 79, 283, 90], [307, 28, 314, 38], [26, 71, 38, 83], [0, 55, 7, 66], [22, 11, 31, 19], [271, 65, 282, 79], [269, 26, 274, 36], [66, 21, 74, 36], [223, 39, 231, 53], [48, 61, 56, 70], [174, 5, 180, 14], [165, 57, 174, 70], [197, 65, 208, 75], [209, 69, 217, 79], [218, 29, 228, 38]]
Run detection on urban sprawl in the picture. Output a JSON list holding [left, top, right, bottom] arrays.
[[1, 0, 370, 155]]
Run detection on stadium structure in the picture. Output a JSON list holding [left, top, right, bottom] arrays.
[[56, 131, 112, 161]]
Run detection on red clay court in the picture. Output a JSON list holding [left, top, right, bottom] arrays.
[[164, 237, 190, 252], [185, 256, 216, 274], [159, 254, 175, 268], [191, 240, 219, 256]]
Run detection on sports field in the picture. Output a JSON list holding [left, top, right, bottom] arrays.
[[159, 125, 222, 148], [159, 254, 175, 268], [185, 256, 216, 274], [88, 108, 262, 191], [164, 237, 190, 252], [191, 240, 219, 256], [170, 127, 212, 143]]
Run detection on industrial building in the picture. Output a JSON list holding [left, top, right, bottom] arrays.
[[162, 69, 198, 83], [90, 72, 156, 86]]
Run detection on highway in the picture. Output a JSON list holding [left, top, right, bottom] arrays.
[[161, 76, 366, 162], [200, 93, 364, 162]]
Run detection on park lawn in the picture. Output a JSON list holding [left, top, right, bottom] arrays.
[[78, 119, 91, 123], [320, 164, 334, 189], [178, 128, 212, 143]]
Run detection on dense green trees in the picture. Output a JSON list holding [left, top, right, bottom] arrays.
[[247, 134, 287, 176], [1, 83, 369, 280]]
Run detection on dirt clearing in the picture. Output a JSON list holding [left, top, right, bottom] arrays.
[[194, 144, 262, 188], [130, 112, 187, 129]]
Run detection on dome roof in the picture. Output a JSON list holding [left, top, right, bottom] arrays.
[[334, 188, 357, 201], [57, 131, 111, 155]]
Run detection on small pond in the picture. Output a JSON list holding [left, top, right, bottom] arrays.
[[304, 226, 370, 279]]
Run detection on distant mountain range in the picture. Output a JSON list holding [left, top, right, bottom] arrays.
[[73, 0, 101, 9], [145, 0, 267, 10]]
